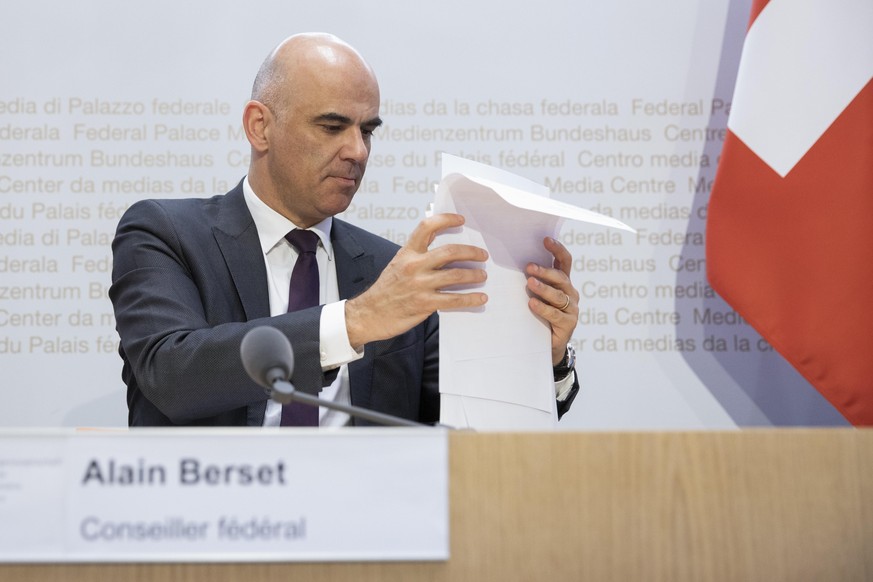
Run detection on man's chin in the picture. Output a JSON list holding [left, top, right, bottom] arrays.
[[323, 192, 358, 218]]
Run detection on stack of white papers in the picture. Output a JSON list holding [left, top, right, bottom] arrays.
[[433, 153, 634, 430]]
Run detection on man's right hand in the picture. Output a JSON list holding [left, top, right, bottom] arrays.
[[344, 213, 488, 349]]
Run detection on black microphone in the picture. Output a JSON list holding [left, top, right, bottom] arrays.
[[240, 326, 428, 428], [240, 325, 295, 390]]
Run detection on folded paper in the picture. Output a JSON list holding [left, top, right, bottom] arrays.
[[434, 153, 634, 430]]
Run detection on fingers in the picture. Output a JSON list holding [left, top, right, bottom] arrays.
[[527, 274, 576, 315], [526, 263, 576, 309], [405, 213, 465, 252], [401, 212, 488, 271], [525, 237, 579, 363], [428, 242, 489, 269], [526, 237, 575, 296], [544, 236, 572, 276], [345, 214, 489, 347]]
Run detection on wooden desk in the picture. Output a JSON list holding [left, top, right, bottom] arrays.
[[3, 429, 871, 581]]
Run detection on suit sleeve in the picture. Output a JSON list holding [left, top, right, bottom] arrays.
[[418, 312, 440, 424], [110, 199, 325, 424]]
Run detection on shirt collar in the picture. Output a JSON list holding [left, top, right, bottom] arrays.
[[242, 176, 334, 258]]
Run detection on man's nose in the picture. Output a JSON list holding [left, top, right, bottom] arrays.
[[340, 128, 369, 163]]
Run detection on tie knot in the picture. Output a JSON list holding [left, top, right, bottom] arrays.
[[285, 229, 319, 254]]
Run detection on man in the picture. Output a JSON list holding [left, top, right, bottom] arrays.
[[110, 33, 580, 427]]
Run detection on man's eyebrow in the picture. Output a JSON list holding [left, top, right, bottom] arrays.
[[313, 112, 352, 125], [313, 112, 383, 128]]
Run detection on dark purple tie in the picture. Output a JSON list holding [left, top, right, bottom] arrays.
[[281, 229, 320, 426]]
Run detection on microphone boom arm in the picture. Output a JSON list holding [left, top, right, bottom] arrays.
[[270, 379, 427, 428]]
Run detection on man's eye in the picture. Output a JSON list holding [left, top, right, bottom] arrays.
[[322, 125, 343, 132]]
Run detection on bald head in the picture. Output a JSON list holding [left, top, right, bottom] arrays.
[[251, 33, 378, 119]]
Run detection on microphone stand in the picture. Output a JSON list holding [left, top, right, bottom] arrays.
[[270, 379, 429, 428]]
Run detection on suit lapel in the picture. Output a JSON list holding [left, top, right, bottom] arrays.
[[332, 219, 376, 301], [332, 220, 379, 415], [212, 182, 271, 321], [212, 181, 269, 425]]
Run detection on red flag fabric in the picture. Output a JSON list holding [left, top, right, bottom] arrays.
[[706, 0, 873, 425]]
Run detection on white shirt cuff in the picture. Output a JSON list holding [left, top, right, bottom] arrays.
[[555, 371, 576, 401], [319, 300, 364, 370]]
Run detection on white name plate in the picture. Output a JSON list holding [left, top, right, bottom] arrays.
[[0, 428, 448, 562]]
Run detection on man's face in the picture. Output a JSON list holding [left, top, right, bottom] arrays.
[[263, 61, 381, 228]]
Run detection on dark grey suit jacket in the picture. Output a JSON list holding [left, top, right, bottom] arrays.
[[110, 182, 439, 426]]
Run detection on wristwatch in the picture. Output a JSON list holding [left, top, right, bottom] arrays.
[[552, 343, 576, 381]]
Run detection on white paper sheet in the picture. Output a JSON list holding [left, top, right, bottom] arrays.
[[434, 153, 634, 430]]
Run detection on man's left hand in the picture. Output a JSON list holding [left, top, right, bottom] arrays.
[[525, 237, 579, 366]]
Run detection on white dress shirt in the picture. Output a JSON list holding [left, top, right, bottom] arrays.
[[243, 178, 362, 427]]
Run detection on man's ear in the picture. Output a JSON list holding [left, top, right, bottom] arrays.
[[242, 100, 271, 153]]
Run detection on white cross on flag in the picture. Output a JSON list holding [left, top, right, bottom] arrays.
[[706, 0, 873, 425]]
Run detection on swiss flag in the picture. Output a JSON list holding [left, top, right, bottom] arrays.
[[706, 0, 873, 425]]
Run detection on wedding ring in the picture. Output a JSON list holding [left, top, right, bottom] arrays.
[[558, 294, 571, 312]]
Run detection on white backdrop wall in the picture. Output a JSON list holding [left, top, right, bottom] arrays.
[[0, 0, 848, 428]]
